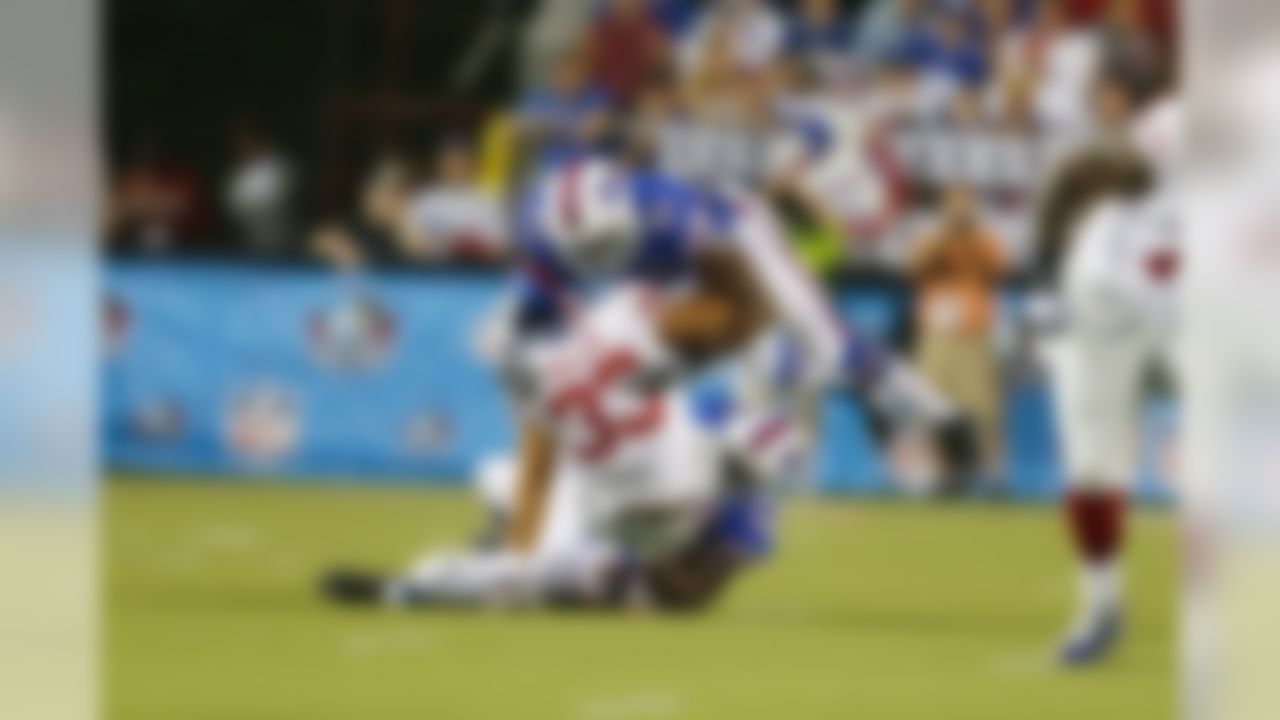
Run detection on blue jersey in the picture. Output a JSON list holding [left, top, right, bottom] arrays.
[[512, 170, 735, 333]]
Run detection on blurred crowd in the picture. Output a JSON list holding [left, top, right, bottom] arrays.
[[107, 0, 1175, 274]]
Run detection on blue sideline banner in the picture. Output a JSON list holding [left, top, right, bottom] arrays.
[[103, 264, 1175, 501], [104, 265, 513, 484]]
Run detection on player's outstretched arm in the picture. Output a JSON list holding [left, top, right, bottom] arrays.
[[730, 197, 845, 387], [507, 419, 557, 554]]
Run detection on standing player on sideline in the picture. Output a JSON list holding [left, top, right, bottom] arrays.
[[1032, 90, 1181, 665]]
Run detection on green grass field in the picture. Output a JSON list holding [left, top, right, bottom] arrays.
[[107, 477, 1175, 720]]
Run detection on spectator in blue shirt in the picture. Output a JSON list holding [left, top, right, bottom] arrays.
[[516, 47, 614, 170], [785, 0, 854, 60], [930, 9, 989, 87], [647, 0, 699, 38], [854, 0, 931, 63], [891, 17, 941, 67], [888, 6, 988, 88]]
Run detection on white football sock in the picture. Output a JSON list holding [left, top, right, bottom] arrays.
[[389, 545, 616, 608], [388, 550, 537, 605], [1070, 558, 1122, 636]]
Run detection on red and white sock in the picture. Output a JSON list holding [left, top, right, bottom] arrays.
[[1064, 488, 1128, 627]]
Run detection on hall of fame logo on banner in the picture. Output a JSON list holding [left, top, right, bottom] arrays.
[[127, 395, 186, 444], [223, 381, 300, 464], [306, 294, 396, 373]]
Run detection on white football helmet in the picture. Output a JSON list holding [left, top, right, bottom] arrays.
[[537, 158, 640, 277]]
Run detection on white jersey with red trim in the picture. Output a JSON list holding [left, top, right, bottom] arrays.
[[1064, 187, 1180, 337], [1048, 165, 1181, 486], [510, 285, 720, 549]]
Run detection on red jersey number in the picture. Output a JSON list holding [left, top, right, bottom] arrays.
[[548, 349, 665, 464]]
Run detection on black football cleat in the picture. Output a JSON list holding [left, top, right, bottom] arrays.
[[321, 568, 388, 606]]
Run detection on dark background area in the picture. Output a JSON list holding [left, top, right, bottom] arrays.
[[106, 0, 535, 217]]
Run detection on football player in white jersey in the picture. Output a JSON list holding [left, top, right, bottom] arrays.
[[1032, 85, 1181, 665], [324, 279, 805, 611]]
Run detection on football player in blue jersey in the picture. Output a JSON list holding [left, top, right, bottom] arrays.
[[503, 157, 978, 512]]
